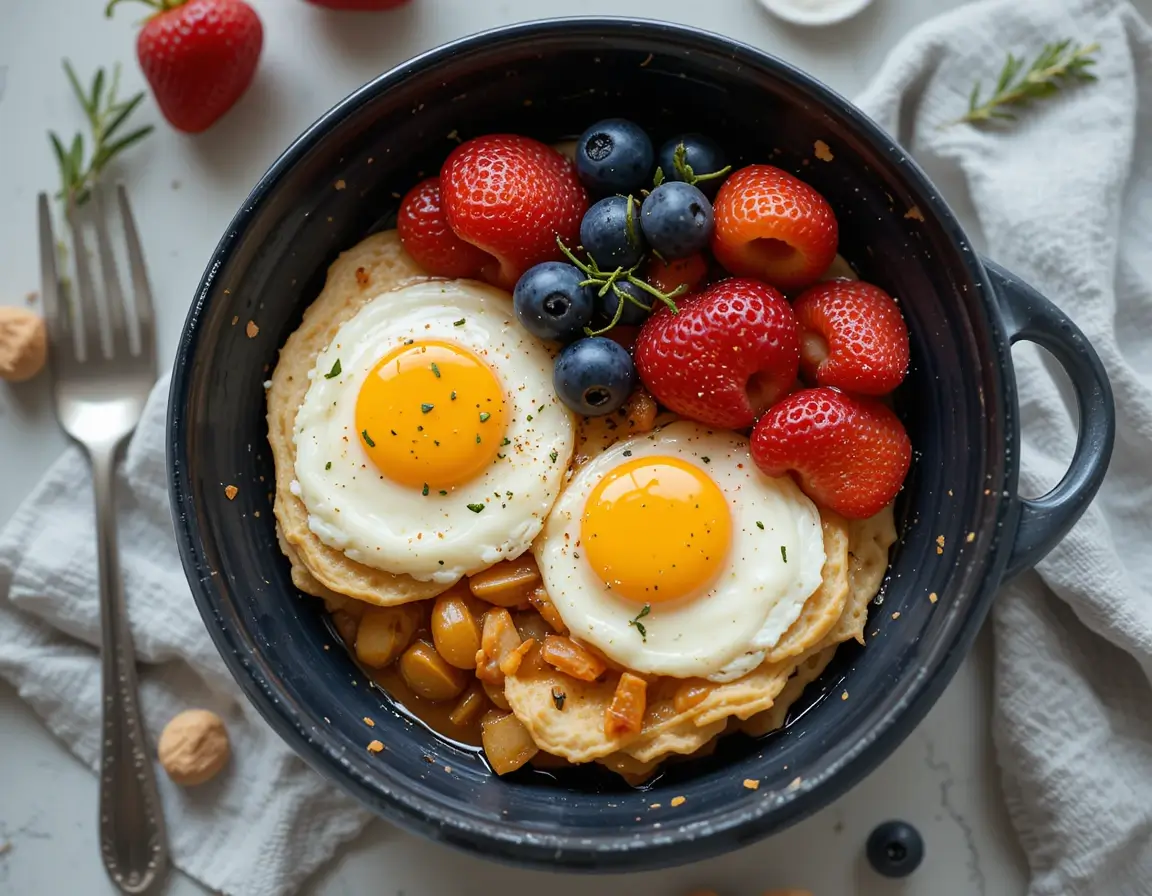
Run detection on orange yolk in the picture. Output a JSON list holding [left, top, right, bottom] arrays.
[[355, 340, 507, 490], [580, 456, 732, 604]]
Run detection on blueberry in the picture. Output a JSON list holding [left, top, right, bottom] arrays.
[[657, 133, 729, 197], [554, 337, 637, 416], [640, 182, 714, 260], [866, 821, 925, 879], [576, 119, 654, 195], [513, 263, 595, 342], [595, 279, 651, 327], [580, 196, 647, 271]]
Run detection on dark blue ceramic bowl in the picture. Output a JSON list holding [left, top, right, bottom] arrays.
[[168, 19, 1114, 871]]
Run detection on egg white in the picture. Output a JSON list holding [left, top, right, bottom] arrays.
[[534, 421, 826, 681], [293, 279, 575, 584]]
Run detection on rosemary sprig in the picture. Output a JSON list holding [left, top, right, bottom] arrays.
[[949, 40, 1100, 127], [556, 236, 685, 337], [48, 61, 153, 206]]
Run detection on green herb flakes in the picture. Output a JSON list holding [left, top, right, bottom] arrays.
[[628, 604, 651, 641], [324, 359, 342, 379], [362, 430, 375, 447], [467, 503, 484, 513]]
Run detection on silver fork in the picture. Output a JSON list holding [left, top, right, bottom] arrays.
[[38, 187, 169, 895]]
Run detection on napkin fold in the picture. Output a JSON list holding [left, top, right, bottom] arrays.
[[856, 0, 1152, 893], [4, 1, 1152, 895], [0, 376, 372, 896]]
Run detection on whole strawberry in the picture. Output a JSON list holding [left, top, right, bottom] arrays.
[[107, 0, 264, 134], [397, 178, 493, 280], [439, 134, 588, 291], [304, 0, 409, 7], [635, 278, 799, 429], [793, 279, 910, 396], [751, 387, 911, 519], [712, 164, 838, 289]]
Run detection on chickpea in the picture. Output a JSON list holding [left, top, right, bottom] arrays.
[[398, 640, 468, 702], [431, 592, 482, 670]]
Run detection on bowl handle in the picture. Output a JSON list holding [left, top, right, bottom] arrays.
[[984, 259, 1116, 579]]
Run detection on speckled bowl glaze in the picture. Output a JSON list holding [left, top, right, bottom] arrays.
[[168, 18, 1114, 871]]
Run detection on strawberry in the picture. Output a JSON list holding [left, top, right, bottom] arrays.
[[397, 178, 493, 280], [711, 165, 838, 289], [107, 0, 263, 134], [634, 278, 799, 429], [750, 387, 911, 519], [439, 135, 588, 291], [304, 0, 409, 8], [645, 253, 708, 296], [793, 279, 910, 396]]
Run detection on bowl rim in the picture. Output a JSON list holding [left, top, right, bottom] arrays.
[[169, 16, 1019, 868]]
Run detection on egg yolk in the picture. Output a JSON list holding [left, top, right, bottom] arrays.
[[355, 340, 508, 490], [580, 456, 732, 604]]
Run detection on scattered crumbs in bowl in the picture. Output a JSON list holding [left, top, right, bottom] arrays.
[[814, 140, 833, 162], [246, 320, 259, 339], [743, 778, 760, 791], [224, 485, 238, 501], [363, 716, 375, 727], [367, 740, 384, 753], [335, 180, 347, 191], [905, 205, 925, 222], [670, 795, 686, 807], [929, 592, 939, 604]]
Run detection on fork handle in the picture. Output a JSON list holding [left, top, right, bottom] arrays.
[[92, 445, 170, 895]]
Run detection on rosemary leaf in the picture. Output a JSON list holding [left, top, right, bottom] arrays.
[[949, 40, 1100, 127]]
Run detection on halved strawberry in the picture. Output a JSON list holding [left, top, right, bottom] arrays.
[[440, 134, 588, 291], [711, 165, 838, 290], [793, 279, 910, 396], [397, 178, 492, 280], [634, 278, 799, 429], [750, 387, 911, 519]]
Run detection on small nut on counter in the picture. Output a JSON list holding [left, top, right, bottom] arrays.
[[158, 709, 231, 786], [0, 307, 47, 383]]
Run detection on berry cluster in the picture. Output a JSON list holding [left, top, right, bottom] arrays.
[[396, 120, 914, 519]]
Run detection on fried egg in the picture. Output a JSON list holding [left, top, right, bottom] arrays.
[[534, 421, 825, 681], [293, 279, 575, 584]]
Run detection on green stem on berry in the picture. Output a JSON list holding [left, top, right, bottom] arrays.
[[105, 0, 186, 18], [584, 285, 628, 337], [558, 236, 684, 326], [668, 142, 730, 187], [625, 274, 686, 313]]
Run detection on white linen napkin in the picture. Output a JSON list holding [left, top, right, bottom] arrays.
[[856, 0, 1152, 893], [0, 375, 372, 896]]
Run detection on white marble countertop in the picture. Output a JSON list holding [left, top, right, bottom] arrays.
[[2, 0, 1113, 892]]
